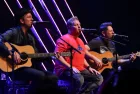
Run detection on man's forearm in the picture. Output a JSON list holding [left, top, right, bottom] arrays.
[[85, 50, 101, 62], [57, 56, 71, 68], [84, 59, 90, 67]]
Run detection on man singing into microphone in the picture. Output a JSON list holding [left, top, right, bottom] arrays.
[[85, 22, 136, 94], [54, 16, 103, 94], [0, 8, 59, 94]]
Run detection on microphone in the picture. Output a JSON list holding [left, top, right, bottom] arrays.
[[81, 28, 97, 31], [33, 21, 49, 24], [113, 33, 128, 38]]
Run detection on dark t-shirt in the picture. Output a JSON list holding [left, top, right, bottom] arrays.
[[88, 36, 116, 55]]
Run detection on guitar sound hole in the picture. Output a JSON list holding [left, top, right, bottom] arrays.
[[20, 52, 28, 60], [102, 58, 108, 64]]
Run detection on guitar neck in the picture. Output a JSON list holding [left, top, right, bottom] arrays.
[[28, 53, 55, 58], [108, 54, 131, 62], [27, 52, 71, 58]]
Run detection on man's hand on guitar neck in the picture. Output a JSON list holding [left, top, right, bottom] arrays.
[[8, 51, 21, 64], [117, 52, 136, 63]]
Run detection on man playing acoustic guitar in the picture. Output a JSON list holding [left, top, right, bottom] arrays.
[[0, 8, 60, 94], [85, 22, 136, 94]]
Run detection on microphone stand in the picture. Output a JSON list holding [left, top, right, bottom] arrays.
[[59, 37, 81, 93], [8, 47, 16, 94], [97, 35, 126, 93], [7, 43, 16, 94], [9, 52, 16, 94]]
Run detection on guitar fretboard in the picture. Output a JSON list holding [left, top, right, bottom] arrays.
[[108, 54, 131, 62], [27, 52, 71, 58]]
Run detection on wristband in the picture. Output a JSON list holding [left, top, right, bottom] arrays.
[[87, 66, 91, 70]]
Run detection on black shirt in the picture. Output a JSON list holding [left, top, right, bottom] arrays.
[[88, 36, 116, 55]]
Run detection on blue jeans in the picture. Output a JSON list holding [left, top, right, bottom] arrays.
[[59, 69, 103, 94]]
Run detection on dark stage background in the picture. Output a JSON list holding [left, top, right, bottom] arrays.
[[0, 0, 140, 93]]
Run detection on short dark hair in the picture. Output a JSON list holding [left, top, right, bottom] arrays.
[[14, 8, 32, 25], [99, 22, 112, 33], [66, 16, 79, 29]]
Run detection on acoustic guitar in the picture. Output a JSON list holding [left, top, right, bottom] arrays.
[[87, 51, 140, 73], [0, 42, 71, 72]]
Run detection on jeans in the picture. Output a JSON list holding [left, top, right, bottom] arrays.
[[59, 69, 103, 94], [7, 67, 59, 94]]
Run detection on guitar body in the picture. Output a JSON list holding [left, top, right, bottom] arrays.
[[87, 51, 114, 73], [0, 42, 35, 72]]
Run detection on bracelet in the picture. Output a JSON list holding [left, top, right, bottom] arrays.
[[87, 66, 91, 70]]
